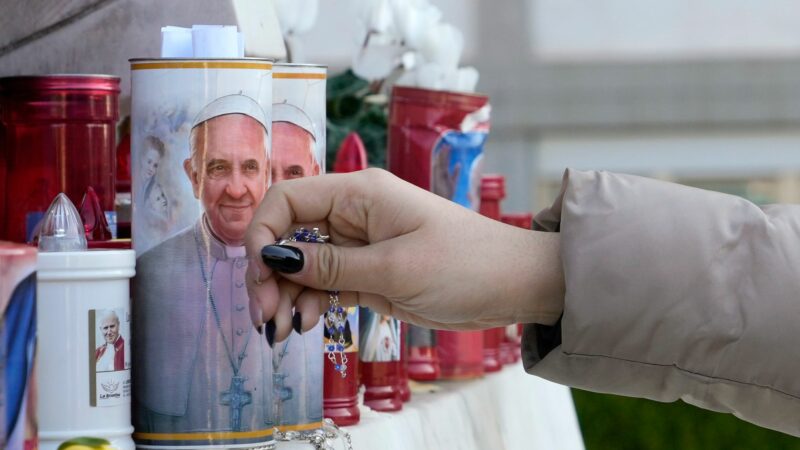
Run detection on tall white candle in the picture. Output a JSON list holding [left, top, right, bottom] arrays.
[[37, 250, 136, 450], [36, 193, 136, 450]]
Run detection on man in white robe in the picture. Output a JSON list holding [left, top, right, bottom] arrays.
[[95, 311, 124, 372], [133, 95, 275, 446], [270, 102, 324, 426]]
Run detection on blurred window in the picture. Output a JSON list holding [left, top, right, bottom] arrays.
[[530, 0, 800, 61]]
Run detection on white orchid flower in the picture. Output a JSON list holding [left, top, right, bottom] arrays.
[[418, 22, 463, 70], [293, 0, 319, 35], [401, 50, 418, 71], [400, 64, 478, 92], [350, 0, 479, 88], [274, 0, 319, 36], [351, 0, 406, 80], [353, 0, 396, 36], [352, 33, 405, 81], [390, 0, 442, 49], [415, 62, 454, 91], [456, 66, 479, 92]]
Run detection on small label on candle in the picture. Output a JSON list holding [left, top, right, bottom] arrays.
[[323, 307, 359, 353], [359, 311, 401, 362], [89, 308, 132, 407]]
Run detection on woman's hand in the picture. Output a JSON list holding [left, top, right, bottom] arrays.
[[245, 168, 564, 343]]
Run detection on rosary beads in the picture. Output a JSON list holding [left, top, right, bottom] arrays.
[[279, 228, 349, 378]]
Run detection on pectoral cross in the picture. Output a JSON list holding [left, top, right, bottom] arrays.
[[220, 375, 252, 431], [273, 372, 293, 402]]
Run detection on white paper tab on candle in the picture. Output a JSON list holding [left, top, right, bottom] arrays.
[[161, 25, 245, 58], [160, 26, 193, 58], [192, 25, 241, 58]]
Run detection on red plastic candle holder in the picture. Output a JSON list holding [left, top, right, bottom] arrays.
[[0, 75, 120, 243]]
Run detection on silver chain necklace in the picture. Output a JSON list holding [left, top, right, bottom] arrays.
[[273, 228, 354, 450], [194, 229, 254, 432], [274, 418, 353, 450]]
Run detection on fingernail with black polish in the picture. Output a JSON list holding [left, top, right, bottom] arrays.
[[256, 324, 263, 335], [292, 312, 303, 335], [261, 245, 304, 274], [265, 319, 276, 347]]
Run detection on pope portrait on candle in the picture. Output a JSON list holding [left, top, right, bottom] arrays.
[[95, 310, 125, 372], [269, 102, 324, 427], [271, 102, 321, 183], [132, 94, 275, 442]]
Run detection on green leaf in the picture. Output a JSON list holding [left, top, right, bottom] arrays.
[[58, 437, 112, 450], [327, 69, 369, 100], [324, 70, 389, 170]]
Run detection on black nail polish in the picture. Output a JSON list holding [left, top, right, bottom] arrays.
[[292, 312, 303, 335], [256, 324, 263, 335], [261, 245, 304, 274], [265, 319, 276, 347]]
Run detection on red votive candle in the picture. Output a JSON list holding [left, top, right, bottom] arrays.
[[0, 75, 120, 243], [323, 338, 360, 425], [323, 133, 366, 425], [407, 325, 440, 381], [480, 175, 506, 372], [398, 322, 411, 402], [359, 309, 403, 412], [437, 330, 484, 379]]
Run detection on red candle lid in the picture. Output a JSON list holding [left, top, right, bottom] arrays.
[[391, 85, 489, 110], [0, 74, 120, 122], [0, 74, 120, 93]]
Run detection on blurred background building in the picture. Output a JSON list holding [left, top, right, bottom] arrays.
[[296, 0, 800, 213], [5, 0, 800, 213]]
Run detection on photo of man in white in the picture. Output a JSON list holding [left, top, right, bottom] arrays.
[[95, 310, 125, 372], [133, 94, 274, 442], [270, 102, 324, 426], [361, 314, 400, 362]]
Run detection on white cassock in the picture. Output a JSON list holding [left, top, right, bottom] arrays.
[[96, 343, 116, 372], [272, 323, 324, 426], [133, 218, 274, 438]]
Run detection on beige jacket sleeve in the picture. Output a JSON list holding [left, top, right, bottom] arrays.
[[522, 169, 800, 436]]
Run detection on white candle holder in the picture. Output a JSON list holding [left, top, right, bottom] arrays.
[[37, 249, 136, 450]]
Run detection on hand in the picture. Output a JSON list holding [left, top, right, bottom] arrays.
[[245, 168, 564, 343]]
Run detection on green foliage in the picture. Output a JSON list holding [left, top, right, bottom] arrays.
[[572, 390, 800, 450], [326, 70, 388, 170]]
